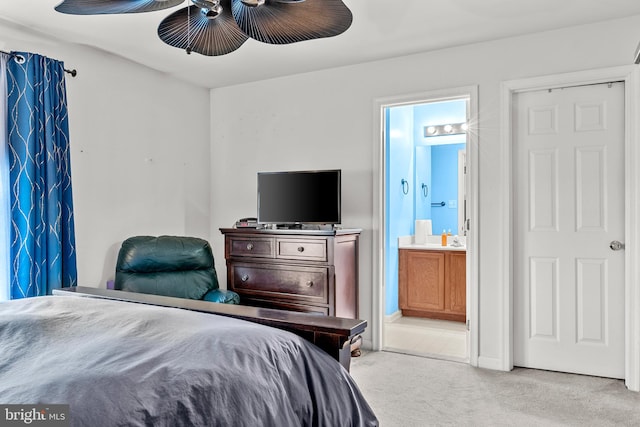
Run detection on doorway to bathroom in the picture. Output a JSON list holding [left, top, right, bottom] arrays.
[[375, 87, 478, 364]]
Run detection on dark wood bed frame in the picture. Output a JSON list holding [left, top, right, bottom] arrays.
[[53, 286, 366, 371]]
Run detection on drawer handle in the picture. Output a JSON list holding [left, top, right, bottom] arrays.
[[306, 281, 314, 287], [297, 246, 305, 252], [241, 274, 249, 282], [246, 243, 254, 251]]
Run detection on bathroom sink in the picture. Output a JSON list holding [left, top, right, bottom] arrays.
[[398, 241, 467, 251]]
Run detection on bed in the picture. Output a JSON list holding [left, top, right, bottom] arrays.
[[0, 293, 378, 426]]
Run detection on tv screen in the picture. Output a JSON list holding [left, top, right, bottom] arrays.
[[257, 169, 341, 225]]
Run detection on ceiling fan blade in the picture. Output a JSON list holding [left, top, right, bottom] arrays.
[[55, 0, 185, 15], [231, 0, 352, 45], [158, 3, 249, 56]]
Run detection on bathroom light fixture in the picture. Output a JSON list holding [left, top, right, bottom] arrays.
[[54, 0, 353, 57], [423, 122, 468, 138]]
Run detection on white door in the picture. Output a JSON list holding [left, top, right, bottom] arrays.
[[513, 82, 625, 378]]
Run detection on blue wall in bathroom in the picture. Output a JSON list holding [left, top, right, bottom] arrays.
[[385, 105, 414, 316], [414, 145, 432, 221], [385, 99, 466, 316]]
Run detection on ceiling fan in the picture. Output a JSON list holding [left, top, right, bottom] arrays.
[[54, 0, 353, 56]]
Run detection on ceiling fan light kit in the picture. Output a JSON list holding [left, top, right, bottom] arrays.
[[54, 0, 353, 56]]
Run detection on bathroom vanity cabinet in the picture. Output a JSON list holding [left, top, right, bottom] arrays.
[[398, 248, 466, 322]]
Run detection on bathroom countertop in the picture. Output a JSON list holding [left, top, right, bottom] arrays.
[[398, 235, 467, 251], [398, 242, 466, 251]]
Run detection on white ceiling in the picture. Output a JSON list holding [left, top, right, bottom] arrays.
[[1, 0, 640, 89]]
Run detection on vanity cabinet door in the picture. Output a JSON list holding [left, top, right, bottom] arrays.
[[446, 251, 466, 316], [399, 250, 445, 313]]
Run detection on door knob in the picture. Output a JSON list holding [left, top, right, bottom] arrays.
[[610, 240, 625, 251]]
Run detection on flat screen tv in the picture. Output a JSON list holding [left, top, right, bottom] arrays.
[[257, 169, 341, 226]]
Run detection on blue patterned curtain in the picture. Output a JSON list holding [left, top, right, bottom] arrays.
[[6, 52, 77, 298], [0, 54, 9, 301]]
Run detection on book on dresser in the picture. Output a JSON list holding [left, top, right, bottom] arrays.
[[219, 227, 361, 319]]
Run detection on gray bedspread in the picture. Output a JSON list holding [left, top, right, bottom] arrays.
[[0, 295, 378, 426]]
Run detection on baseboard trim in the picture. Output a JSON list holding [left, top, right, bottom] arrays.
[[478, 355, 508, 371], [385, 311, 402, 323], [361, 338, 373, 351]]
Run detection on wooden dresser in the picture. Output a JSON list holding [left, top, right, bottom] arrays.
[[220, 228, 361, 319]]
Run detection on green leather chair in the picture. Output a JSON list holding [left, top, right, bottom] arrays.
[[114, 235, 240, 304]]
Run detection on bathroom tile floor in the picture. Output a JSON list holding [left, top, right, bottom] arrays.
[[383, 316, 468, 363]]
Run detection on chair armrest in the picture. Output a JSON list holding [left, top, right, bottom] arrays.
[[202, 289, 240, 304]]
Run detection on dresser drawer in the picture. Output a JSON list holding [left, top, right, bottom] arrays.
[[228, 237, 274, 258], [230, 263, 329, 304], [276, 238, 327, 261]]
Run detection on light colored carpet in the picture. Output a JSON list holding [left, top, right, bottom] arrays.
[[349, 351, 640, 426]]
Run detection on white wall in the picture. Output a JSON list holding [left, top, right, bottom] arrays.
[[0, 20, 211, 288], [210, 15, 640, 365]]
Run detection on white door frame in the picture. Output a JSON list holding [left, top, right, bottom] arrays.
[[371, 85, 480, 367], [500, 66, 640, 390]]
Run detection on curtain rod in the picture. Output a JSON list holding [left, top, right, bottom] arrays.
[[0, 50, 77, 77]]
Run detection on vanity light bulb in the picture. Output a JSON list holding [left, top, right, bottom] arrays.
[[427, 126, 436, 135], [461, 123, 469, 131], [444, 124, 453, 133]]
